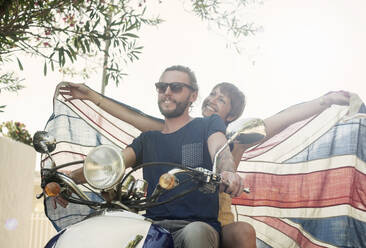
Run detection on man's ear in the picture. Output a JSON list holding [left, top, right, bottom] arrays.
[[190, 91, 198, 103]]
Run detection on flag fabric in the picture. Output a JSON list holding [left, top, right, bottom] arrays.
[[41, 82, 145, 231], [233, 100, 366, 248], [42, 82, 366, 247]]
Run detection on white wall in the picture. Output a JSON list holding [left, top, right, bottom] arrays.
[[0, 137, 35, 247]]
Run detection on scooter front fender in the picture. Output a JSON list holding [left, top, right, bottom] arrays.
[[45, 211, 173, 248]]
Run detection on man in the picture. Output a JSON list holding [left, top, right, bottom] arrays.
[[61, 80, 257, 248], [65, 65, 245, 248]]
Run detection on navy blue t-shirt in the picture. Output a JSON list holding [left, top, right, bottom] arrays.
[[128, 114, 226, 232]]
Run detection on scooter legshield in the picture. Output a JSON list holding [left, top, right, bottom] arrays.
[[45, 211, 173, 248]]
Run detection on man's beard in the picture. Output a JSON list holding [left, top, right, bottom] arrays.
[[158, 96, 191, 118]]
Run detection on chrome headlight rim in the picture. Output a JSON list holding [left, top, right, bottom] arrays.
[[83, 144, 125, 190]]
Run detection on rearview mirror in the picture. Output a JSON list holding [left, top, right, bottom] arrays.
[[33, 131, 56, 154], [226, 118, 266, 145], [213, 118, 266, 174]]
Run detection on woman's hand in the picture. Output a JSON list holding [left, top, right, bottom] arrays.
[[59, 82, 93, 102], [323, 90, 351, 107]]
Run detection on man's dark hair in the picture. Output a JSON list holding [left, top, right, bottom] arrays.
[[163, 65, 198, 92], [214, 82, 245, 124]]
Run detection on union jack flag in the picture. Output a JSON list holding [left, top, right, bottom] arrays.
[[234, 101, 366, 248], [43, 82, 366, 247]]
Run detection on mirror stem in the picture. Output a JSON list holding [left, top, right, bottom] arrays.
[[46, 150, 56, 168]]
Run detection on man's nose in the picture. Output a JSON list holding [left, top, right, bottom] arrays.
[[163, 85, 173, 95]]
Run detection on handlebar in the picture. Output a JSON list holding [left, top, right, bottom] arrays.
[[41, 161, 224, 211], [41, 160, 249, 212]]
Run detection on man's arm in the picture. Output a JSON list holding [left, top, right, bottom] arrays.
[[122, 147, 137, 168], [208, 132, 243, 197], [59, 82, 164, 132], [208, 132, 235, 173]]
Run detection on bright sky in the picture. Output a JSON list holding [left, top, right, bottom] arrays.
[[1, 0, 366, 136]]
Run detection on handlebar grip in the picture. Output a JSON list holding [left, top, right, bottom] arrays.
[[221, 177, 251, 194]]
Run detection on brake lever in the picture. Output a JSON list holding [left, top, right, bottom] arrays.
[[189, 167, 220, 193], [192, 167, 220, 183]]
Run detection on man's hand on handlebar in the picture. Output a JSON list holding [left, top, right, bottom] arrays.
[[219, 171, 245, 198]]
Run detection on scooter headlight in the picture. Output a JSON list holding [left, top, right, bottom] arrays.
[[84, 145, 125, 190]]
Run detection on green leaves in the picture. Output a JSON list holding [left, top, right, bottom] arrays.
[[0, 72, 25, 93], [44, 61, 47, 76], [0, 0, 257, 89], [0, 0, 158, 85], [16, 58, 23, 71], [190, 0, 259, 49], [123, 33, 139, 38], [58, 47, 65, 67]]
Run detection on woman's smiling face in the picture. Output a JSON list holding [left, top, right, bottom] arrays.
[[201, 86, 233, 123]]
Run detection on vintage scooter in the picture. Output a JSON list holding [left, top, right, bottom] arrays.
[[33, 118, 266, 248]]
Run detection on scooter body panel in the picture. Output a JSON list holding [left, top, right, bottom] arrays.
[[45, 211, 173, 248]]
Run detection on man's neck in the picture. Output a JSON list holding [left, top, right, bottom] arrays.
[[162, 112, 193, 134]]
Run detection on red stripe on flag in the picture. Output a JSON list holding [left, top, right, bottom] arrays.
[[60, 93, 136, 139], [59, 95, 135, 146], [233, 166, 366, 211], [41, 150, 86, 163], [82, 100, 136, 139]]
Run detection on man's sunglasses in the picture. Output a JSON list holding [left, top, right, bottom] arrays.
[[155, 82, 195, 94]]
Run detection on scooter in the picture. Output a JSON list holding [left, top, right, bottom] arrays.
[[33, 118, 266, 248]]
